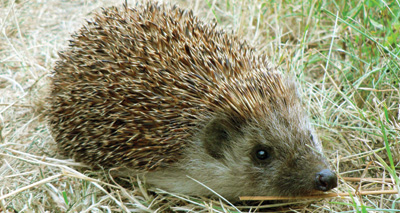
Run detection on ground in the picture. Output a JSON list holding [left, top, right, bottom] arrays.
[[0, 0, 399, 212]]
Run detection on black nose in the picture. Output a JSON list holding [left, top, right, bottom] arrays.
[[315, 169, 337, 191]]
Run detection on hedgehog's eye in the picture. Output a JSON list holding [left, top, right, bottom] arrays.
[[256, 149, 269, 160], [252, 145, 271, 164]]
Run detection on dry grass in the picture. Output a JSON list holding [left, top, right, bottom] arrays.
[[0, 0, 399, 212]]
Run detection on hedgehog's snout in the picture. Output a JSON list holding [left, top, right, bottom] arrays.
[[315, 169, 337, 191]]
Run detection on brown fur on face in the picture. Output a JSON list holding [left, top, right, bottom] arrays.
[[145, 77, 330, 200], [49, 2, 336, 200]]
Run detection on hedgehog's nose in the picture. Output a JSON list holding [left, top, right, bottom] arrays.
[[315, 169, 337, 191]]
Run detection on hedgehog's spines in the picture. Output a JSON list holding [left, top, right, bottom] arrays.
[[50, 2, 288, 170]]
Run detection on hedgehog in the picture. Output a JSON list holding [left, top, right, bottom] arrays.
[[49, 2, 337, 200]]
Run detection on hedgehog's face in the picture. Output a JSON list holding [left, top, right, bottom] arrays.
[[197, 112, 337, 198]]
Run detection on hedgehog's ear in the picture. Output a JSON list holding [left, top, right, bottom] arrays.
[[200, 117, 240, 159]]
